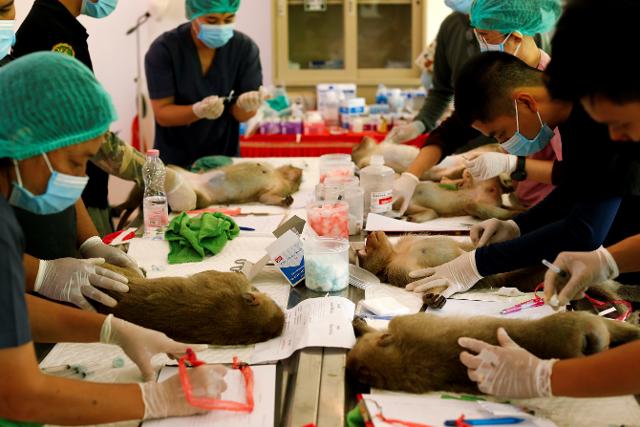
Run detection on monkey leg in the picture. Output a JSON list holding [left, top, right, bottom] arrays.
[[465, 202, 516, 220], [406, 207, 439, 223], [259, 192, 294, 207]]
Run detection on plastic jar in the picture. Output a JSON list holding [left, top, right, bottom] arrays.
[[319, 153, 355, 183], [304, 238, 349, 292], [306, 201, 349, 239], [324, 176, 363, 235]]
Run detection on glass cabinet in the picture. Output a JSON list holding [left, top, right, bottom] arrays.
[[275, 0, 425, 86]]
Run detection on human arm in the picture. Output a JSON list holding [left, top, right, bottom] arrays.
[[465, 153, 554, 184], [607, 233, 640, 274], [229, 36, 263, 124]]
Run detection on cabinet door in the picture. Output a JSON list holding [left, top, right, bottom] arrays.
[[356, 0, 422, 85], [276, 0, 357, 84]]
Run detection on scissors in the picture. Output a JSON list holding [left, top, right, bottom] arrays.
[[231, 258, 248, 273]]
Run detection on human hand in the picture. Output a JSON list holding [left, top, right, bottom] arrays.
[[384, 121, 426, 144], [406, 251, 482, 297], [464, 152, 518, 181], [80, 236, 143, 276], [193, 95, 224, 120], [470, 219, 520, 248]]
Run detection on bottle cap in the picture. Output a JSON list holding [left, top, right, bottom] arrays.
[[146, 149, 160, 157]]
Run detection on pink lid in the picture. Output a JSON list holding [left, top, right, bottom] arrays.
[[146, 149, 160, 156]]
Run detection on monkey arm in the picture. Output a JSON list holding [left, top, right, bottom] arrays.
[[551, 340, 640, 397], [607, 233, 640, 274], [0, 341, 144, 423]]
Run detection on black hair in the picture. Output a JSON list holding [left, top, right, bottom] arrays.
[[454, 51, 544, 126], [544, 0, 640, 103]]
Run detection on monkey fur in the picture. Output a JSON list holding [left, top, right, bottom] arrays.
[[347, 312, 640, 394], [96, 265, 285, 346]]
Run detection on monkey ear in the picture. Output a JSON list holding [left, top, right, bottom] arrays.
[[242, 292, 260, 306], [377, 333, 394, 347], [352, 317, 375, 337]]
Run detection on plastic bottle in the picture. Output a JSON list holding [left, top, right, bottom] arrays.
[[323, 87, 340, 127], [360, 155, 395, 216], [143, 149, 169, 239], [375, 84, 388, 105]]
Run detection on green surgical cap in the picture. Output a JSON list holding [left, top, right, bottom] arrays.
[[470, 0, 562, 36], [186, 0, 240, 20], [0, 52, 116, 161]]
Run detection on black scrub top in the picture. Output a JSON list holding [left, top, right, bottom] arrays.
[[13, 0, 109, 211], [0, 196, 31, 349], [145, 24, 262, 168]]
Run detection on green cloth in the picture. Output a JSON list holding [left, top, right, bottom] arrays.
[[470, 0, 561, 36], [190, 155, 233, 173], [0, 420, 42, 427], [0, 52, 116, 160], [346, 404, 365, 427], [165, 212, 239, 264], [186, 0, 240, 19]]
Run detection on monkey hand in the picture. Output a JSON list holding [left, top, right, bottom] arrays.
[[139, 364, 228, 419], [463, 152, 517, 181], [471, 219, 520, 248], [405, 251, 482, 297], [80, 236, 144, 277], [100, 315, 209, 382], [544, 247, 619, 308], [459, 328, 557, 398]]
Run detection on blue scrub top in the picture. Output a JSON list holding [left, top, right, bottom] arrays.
[[145, 23, 263, 168], [0, 196, 31, 349]]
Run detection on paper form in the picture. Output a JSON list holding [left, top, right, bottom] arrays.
[[142, 365, 276, 427], [234, 214, 285, 236], [361, 394, 556, 427], [250, 296, 357, 363], [365, 213, 480, 233]]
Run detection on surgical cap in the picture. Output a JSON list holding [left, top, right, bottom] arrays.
[[186, 0, 241, 20], [470, 0, 562, 36], [0, 52, 116, 161]]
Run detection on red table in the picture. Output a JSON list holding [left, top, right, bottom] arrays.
[[239, 131, 427, 157]]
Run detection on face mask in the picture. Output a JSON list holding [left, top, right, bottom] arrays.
[[9, 153, 89, 215], [0, 20, 15, 60], [81, 0, 119, 19], [444, 0, 473, 14], [501, 100, 555, 156], [198, 23, 235, 49], [421, 71, 433, 90], [476, 31, 522, 57]]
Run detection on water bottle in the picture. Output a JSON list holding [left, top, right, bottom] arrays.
[[323, 87, 340, 127], [360, 155, 395, 217], [143, 149, 169, 239]]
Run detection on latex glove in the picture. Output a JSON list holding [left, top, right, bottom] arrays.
[[464, 152, 517, 181], [459, 328, 557, 398], [405, 250, 482, 297], [139, 364, 228, 419], [384, 121, 426, 144], [165, 169, 197, 212], [470, 219, 520, 248], [236, 88, 268, 113], [100, 314, 209, 382], [544, 246, 619, 308], [192, 95, 224, 120], [392, 172, 419, 216], [80, 236, 144, 277], [34, 258, 129, 311]]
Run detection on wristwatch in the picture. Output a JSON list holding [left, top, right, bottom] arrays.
[[510, 156, 527, 181]]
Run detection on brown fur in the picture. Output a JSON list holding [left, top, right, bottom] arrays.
[[347, 312, 640, 394], [97, 265, 285, 345]]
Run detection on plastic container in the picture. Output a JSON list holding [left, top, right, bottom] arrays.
[[282, 118, 303, 135], [323, 176, 364, 235], [318, 153, 355, 183], [303, 238, 350, 292], [306, 201, 349, 239], [143, 149, 169, 239], [375, 84, 388, 104], [360, 155, 395, 216], [259, 118, 281, 135], [323, 88, 340, 127]]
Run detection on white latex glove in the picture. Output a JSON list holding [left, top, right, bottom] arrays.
[[544, 246, 619, 308], [139, 364, 228, 419], [464, 152, 517, 181], [192, 95, 224, 120], [236, 88, 267, 113], [405, 250, 482, 297], [384, 121, 426, 144], [470, 219, 520, 248], [34, 258, 129, 311], [165, 169, 197, 212], [100, 314, 209, 382], [392, 172, 419, 216], [80, 236, 144, 277], [459, 328, 557, 398]]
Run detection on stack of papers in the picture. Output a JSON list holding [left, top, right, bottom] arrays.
[[365, 213, 479, 233]]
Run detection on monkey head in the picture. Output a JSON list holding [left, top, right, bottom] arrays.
[[357, 230, 395, 277]]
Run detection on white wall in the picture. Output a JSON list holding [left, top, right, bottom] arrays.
[[14, 0, 273, 147]]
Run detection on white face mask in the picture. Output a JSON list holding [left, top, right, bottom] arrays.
[[475, 31, 522, 57]]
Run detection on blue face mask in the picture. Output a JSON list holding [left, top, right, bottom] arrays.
[[420, 71, 433, 90], [9, 153, 89, 215], [81, 0, 119, 19], [198, 23, 235, 49], [444, 0, 473, 14], [0, 20, 16, 60], [476, 31, 522, 57], [501, 101, 555, 156]]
